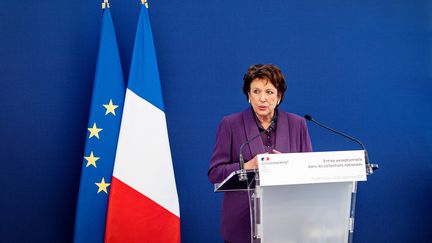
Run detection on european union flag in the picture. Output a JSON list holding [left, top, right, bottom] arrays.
[[73, 4, 125, 243]]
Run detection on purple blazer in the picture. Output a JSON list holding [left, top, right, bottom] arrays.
[[208, 107, 312, 243]]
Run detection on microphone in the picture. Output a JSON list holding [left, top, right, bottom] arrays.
[[238, 116, 276, 181], [304, 114, 378, 174]]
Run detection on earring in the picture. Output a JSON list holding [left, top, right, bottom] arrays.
[[248, 98, 251, 103]]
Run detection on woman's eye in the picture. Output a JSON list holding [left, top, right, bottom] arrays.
[[253, 90, 260, 94], [266, 90, 274, 95]]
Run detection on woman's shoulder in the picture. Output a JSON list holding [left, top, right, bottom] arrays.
[[221, 108, 250, 123], [278, 110, 306, 124]]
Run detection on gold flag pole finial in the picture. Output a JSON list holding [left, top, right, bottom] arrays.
[[141, 0, 149, 8], [102, 0, 110, 10]]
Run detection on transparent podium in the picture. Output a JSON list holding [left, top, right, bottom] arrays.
[[215, 150, 375, 243]]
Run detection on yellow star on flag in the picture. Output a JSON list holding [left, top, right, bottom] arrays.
[[103, 99, 119, 116], [95, 177, 110, 194], [88, 122, 103, 139], [84, 151, 100, 168]]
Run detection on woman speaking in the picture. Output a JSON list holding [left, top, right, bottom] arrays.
[[208, 64, 312, 243]]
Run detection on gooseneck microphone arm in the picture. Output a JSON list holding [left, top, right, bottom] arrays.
[[304, 115, 366, 150], [239, 129, 268, 181], [304, 114, 378, 174], [238, 116, 276, 181]]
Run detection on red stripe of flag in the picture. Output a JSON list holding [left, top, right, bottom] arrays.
[[105, 177, 180, 243]]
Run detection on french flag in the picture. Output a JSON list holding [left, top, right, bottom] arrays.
[[104, 3, 180, 242]]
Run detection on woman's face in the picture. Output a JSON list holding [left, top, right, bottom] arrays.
[[248, 78, 281, 121]]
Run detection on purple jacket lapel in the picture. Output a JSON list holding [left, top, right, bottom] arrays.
[[242, 107, 264, 157], [275, 109, 290, 153]]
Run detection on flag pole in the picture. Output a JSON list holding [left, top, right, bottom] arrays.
[[102, 0, 110, 10]]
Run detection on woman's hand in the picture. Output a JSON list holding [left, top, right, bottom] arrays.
[[272, 149, 281, 154], [244, 155, 259, 170]]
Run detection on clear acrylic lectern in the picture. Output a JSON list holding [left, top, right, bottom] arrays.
[[214, 150, 375, 243]]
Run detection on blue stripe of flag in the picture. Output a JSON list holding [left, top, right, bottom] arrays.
[[127, 5, 165, 112]]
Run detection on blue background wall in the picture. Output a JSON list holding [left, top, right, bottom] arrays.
[[1, 0, 431, 242]]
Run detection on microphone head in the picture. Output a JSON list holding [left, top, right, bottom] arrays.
[[304, 114, 312, 121]]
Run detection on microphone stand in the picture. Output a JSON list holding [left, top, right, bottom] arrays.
[[304, 115, 378, 175], [239, 130, 267, 181], [239, 115, 276, 181]]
